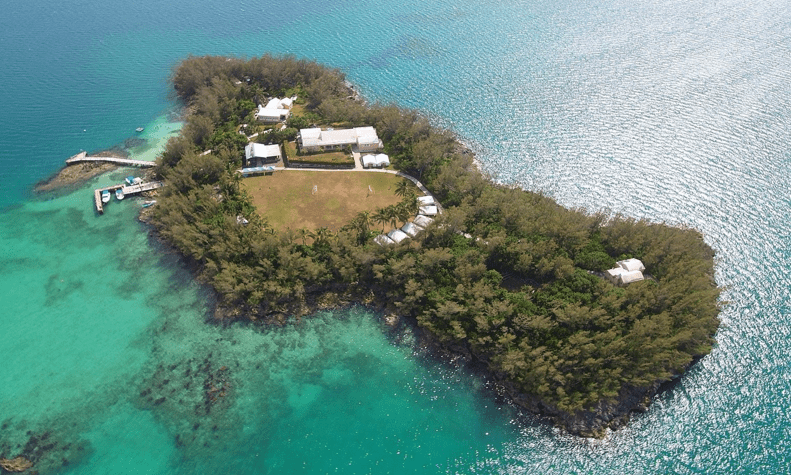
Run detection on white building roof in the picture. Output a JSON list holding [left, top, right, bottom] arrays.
[[374, 153, 390, 166], [245, 143, 281, 160], [417, 195, 435, 205], [362, 154, 377, 168], [413, 215, 434, 228], [298, 127, 381, 149], [618, 258, 645, 273], [419, 205, 438, 216], [374, 234, 395, 246], [387, 229, 409, 243], [619, 270, 645, 284], [401, 222, 421, 237]]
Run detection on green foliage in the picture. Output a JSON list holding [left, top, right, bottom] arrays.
[[153, 54, 721, 417]]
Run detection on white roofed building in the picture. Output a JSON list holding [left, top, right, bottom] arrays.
[[417, 195, 435, 206], [419, 205, 438, 216], [298, 127, 383, 153], [387, 229, 409, 243], [255, 97, 293, 123], [374, 234, 395, 246], [362, 154, 377, 168], [413, 215, 434, 228], [617, 258, 645, 273], [606, 258, 647, 286], [245, 143, 282, 167], [401, 222, 421, 237]]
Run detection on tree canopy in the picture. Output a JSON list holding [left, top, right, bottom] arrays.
[[149, 54, 721, 433]]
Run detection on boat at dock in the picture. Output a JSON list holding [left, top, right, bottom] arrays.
[[115, 188, 125, 200], [125, 176, 143, 185], [101, 190, 111, 203]]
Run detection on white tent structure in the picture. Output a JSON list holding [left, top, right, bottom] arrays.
[[361, 154, 377, 168], [387, 229, 409, 243], [401, 222, 422, 237], [374, 234, 395, 246], [413, 215, 434, 228], [417, 195, 435, 206], [419, 205, 438, 216], [374, 153, 390, 167]]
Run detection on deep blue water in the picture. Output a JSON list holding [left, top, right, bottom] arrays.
[[2, 0, 791, 473]]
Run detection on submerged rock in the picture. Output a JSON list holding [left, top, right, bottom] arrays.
[[0, 456, 33, 472]]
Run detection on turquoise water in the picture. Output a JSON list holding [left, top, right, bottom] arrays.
[[2, 0, 791, 473]]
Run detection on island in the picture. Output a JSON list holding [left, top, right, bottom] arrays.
[[145, 54, 721, 438]]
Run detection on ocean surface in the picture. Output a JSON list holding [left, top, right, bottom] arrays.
[[1, 0, 790, 473]]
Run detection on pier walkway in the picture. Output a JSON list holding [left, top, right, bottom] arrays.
[[66, 151, 156, 168]]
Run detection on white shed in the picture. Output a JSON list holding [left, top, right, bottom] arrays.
[[361, 154, 377, 168], [387, 229, 409, 243], [413, 215, 434, 228], [401, 222, 421, 237], [617, 258, 646, 273], [619, 270, 645, 285], [374, 153, 390, 167], [417, 195, 435, 206], [605, 267, 627, 285], [419, 205, 438, 216], [374, 234, 395, 246]]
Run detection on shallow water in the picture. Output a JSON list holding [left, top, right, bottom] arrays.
[[2, 0, 791, 473]]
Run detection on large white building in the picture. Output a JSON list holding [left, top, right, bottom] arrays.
[[298, 127, 383, 153], [255, 97, 293, 123]]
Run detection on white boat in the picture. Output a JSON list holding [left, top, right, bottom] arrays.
[[101, 190, 111, 203], [136, 127, 144, 132], [115, 188, 125, 200], [141, 200, 157, 208]]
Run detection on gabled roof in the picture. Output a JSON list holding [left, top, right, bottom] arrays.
[[419, 205, 438, 216], [401, 222, 421, 237], [413, 215, 434, 228], [387, 229, 409, 243], [245, 143, 281, 160]]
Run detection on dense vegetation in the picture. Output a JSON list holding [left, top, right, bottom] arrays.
[[150, 55, 721, 435]]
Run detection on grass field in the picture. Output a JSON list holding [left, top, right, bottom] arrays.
[[242, 171, 416, 232]]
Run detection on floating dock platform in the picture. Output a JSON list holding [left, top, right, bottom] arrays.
[[94, 181, 164, 214]]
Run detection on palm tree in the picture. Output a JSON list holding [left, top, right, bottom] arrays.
[[394, 179, 411, 199], [313, 227, 333, 247], [400, 191, 419, 216], [373, 208, 390, 232], [385, 205, 400, 229], [298, 228, 313, 245], [395, 202, 411, 227]]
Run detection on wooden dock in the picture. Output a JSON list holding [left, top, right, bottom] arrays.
[[94, 181, 164, 214], [67, 151, 155, 168]]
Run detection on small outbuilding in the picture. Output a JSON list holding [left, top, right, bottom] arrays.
[[417, 195, 435, 206], [605, 258, 646, 286], [401, 222, 421, 237], [419, 205, 438, 216], [362, 154, 377, 168], [374, 153, 390, 167], [387, 229, 409, 243], [413, 215, 434, 228], [374, 234, 395, 246], [617, 258, 646, 273]]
